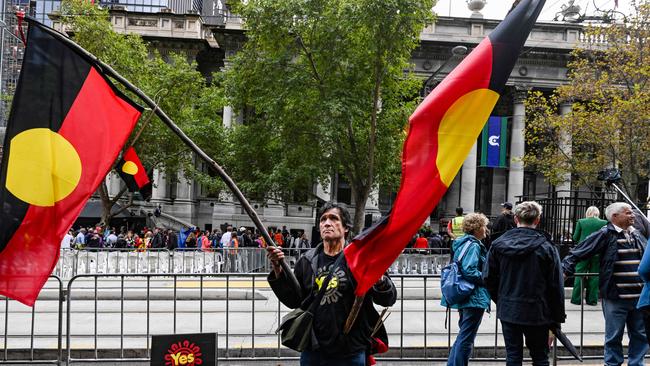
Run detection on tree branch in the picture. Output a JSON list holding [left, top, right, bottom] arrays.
[[109, 194, 135, 218], [109, 185, 129, 206], [295, 35, 323, 87]]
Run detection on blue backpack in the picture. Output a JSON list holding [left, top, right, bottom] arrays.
[[441, 241, 475, 305]]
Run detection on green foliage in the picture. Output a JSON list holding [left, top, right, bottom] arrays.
[[523, 2, 650, 200], [58, 0, 225, 186], [224, 0, 433, 231], [57, 0, 225, 225]]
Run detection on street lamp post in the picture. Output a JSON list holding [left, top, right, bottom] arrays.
[[421, 45, 468, 97]]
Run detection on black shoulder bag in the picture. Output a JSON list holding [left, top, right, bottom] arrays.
[[276, 252, 344, 352]]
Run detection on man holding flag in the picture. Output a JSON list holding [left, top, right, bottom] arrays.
[[266, 202, 396, 365]]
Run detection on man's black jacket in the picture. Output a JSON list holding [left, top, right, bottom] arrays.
[[562, 223, 646, 300], [151, 232, 164, 248], [483, 227, 566, 326], [268, 243, 397, 356], [490, 212, 515, 241]]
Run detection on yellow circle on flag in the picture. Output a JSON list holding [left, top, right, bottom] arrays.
[[5, 128, 82, 207], [437, 88, 500, 187], [121, 161, 138, 175]]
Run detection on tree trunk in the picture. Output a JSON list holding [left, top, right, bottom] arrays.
[[98, 181, 112, 228], [350, 185, 371, 235]]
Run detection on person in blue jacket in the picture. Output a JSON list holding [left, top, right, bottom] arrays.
[[441, 212, 491, 366]]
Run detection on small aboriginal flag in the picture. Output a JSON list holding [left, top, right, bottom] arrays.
[[117, 147, 152, 200], [0, 19, 142, 305]]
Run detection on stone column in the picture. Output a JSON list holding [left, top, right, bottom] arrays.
[[106, 172, 121, 198], [223, 106, 233, 128], [174, 166, 197, 225], [508, 90, 527, 204], [460, 142, 477, 212], [175, 169, 192, 201], [556, 103, 573, 197], [315, 182, 332, 202], [151, 168, 167, 201]]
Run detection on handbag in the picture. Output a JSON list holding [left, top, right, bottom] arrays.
[[440, 241, 475, 305], [276, 253, 344, 352]]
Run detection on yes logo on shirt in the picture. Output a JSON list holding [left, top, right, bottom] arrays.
[[315, 266, 348, 305]]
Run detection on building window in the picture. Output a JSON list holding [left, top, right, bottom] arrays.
[[378, 186, 396, 215], [523, 171, 537, 201], [128, 18, 158, 27], [167, 173, 177, 201], [471, 24, 483, 37], [173, 20, 184, 29], [335, 174, 352, 205]]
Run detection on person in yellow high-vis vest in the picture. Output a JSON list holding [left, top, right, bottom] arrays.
[[447, 207, 465, 240]]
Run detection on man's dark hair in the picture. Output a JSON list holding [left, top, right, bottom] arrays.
[[319, 201, 352, 230], [455, 207, 464, 216]]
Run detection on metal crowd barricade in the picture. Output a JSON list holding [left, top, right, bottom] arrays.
[[61, 271, 606, 365], [0, 276, 63, 365], [53, 249, 77, 279], [53, 249, 172, 279], [168, 247, 451, 275], [75, 248, 171, 275], [171, 248, 282, 274], [55, 247, 453, 277]]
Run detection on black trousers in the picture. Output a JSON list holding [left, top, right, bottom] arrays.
[[500, 320, 550, 366]]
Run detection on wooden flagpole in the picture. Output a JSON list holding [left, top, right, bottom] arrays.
[[29, 17, 302, 294]]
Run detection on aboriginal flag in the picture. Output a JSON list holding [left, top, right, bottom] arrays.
[[117, 147, 152, 200], [344, 0, 545, 296], [0, 19, 142, 305]]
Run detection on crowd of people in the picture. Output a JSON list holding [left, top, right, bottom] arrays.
[[265, 200, 650, 366], [60, 226, 179, 251], [59, 199, 650, 366], [444, 201, 650, 366], [59, 224, 311, 252]]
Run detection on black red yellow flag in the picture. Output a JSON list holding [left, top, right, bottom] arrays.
[[0, 19, 142, 305], [344, 0, 546, 296], [117, 147, 152, 200]]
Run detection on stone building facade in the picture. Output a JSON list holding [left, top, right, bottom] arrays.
[[0, 3, 587, 238]]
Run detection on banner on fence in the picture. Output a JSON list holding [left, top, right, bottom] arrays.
[[151, 332, 217, 366]]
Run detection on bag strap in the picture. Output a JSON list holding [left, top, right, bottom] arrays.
[[307, 252, 345, 313], [455, 240, 473, 263]]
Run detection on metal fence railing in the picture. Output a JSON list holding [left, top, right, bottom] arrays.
[[53, 248, 452, 279], [515, 190, 619, 247], [62, 273, 606, 364], [0, 273, 614, 365], [0, 276, 63, 365], [54, 249, 172, 278]]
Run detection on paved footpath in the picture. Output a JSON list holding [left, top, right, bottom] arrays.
[[71, 361, 602, 366]]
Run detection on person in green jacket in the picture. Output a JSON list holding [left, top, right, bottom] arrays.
[[571, 206, 607, 305], [441, 213, 491, 366]]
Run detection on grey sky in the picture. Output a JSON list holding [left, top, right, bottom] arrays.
[[433, 0, 634, 21]]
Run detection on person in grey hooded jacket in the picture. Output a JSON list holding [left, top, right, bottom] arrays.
[[483, 201, 565, 366]]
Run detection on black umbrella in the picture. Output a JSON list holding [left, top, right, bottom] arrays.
[[551, 325, 582, 362]]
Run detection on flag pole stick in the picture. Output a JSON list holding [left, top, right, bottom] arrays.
[[29, 18, 302, 294]]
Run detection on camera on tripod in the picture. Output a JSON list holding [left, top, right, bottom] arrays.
[[597, 168, 622, 185]]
